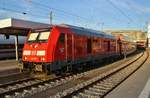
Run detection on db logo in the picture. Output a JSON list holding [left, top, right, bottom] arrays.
[[31, 50, 36, 55]]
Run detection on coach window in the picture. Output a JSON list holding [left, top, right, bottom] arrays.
[[59, 33, 65, 43]]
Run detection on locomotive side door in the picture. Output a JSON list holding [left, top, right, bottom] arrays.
[[118, 39, 122, 55], [65, 33, 74, 63], [103, 40, 110, 53], [87, 38, 92, 54]]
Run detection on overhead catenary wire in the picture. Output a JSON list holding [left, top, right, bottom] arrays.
[[0, 6, 49, 19], [0, 0, 51, 19], [106, 0, 135, 24], [0, 1, 73, 23], [23, 0, 103, 26], [24, 0, 93, 21], [121, 0, 147, 31], [0, 0, 104, 29], [1, 0, 140, 30], [0, 6, 79, 27]]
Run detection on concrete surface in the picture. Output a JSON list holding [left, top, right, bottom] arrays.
[[0, 59, 18, 71], [105, 50, 150, 98], [139, 77, 150, 98]]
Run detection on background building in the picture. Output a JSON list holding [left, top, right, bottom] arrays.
[[104, 30, 147, 43], [148, 25, 150, 47]]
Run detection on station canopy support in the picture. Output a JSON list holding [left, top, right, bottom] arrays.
[[15, 35, 19, 61], [0, 18, 49, 61]]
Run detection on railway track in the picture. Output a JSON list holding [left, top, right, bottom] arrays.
[[62, 51, 149, 98], [0, 72, 86, 98], [0, 51, 147, 98], [0, 71, 30, 85], [0, 78, 42, 97]]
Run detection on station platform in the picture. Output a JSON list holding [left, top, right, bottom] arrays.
[[105, 50, 150, 98], [0, 59, 18, 71], [0, 59, 19, 77]]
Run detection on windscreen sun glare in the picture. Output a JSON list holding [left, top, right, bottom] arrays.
[[27, 31, 50, 42], [28, 33, 39, 41], [39, 32, 50, 40]]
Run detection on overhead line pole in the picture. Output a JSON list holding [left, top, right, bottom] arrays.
[[50, 11, 53, 25], [15, 35, 19, 61]]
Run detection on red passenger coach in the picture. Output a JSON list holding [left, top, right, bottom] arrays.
[[136, 40, 147, 50], [21, 24, 136, 77]]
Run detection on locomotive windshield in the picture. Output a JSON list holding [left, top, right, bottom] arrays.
[[27, 30, 50, 43], [28, 33, 39, 41]]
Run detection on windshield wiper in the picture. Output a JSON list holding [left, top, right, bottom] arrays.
[[38, 40, 47, 42]]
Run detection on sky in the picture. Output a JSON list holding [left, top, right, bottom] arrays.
[[0, 0, 150, 31]]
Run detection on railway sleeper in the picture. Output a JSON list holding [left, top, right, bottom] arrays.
[[84, 89, 104, 97], [92, 85, 111, 90], [88, 87, 108, 93], [96, 82, 113, 86], [78, 92, 100, 98]]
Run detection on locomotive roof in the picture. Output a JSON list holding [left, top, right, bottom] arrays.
[[61, 24, 116, 40]]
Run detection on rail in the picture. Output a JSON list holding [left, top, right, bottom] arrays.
[[62, 51, 148, 98]]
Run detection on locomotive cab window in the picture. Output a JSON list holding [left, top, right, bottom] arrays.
[[38, 32, 50, 40], [28, 33, 39, 41], [27, 29, 51, 43]]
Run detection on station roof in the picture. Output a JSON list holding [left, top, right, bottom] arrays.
[[0, 18, 50, 36]]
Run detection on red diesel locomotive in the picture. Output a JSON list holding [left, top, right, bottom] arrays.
[[20, 24, 136, 76]]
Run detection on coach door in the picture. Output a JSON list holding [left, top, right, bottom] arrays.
[[103, 40, 110, 53], [65, 34, 74, 63], [107, 41, 110, 51], [87, 38, 92, 54]]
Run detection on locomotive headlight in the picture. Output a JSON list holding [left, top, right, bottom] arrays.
[[41, 57, 45, 61], [37, 50, 45, 56], [24, 57, 27, 60], [23, 50, 31, 55]]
